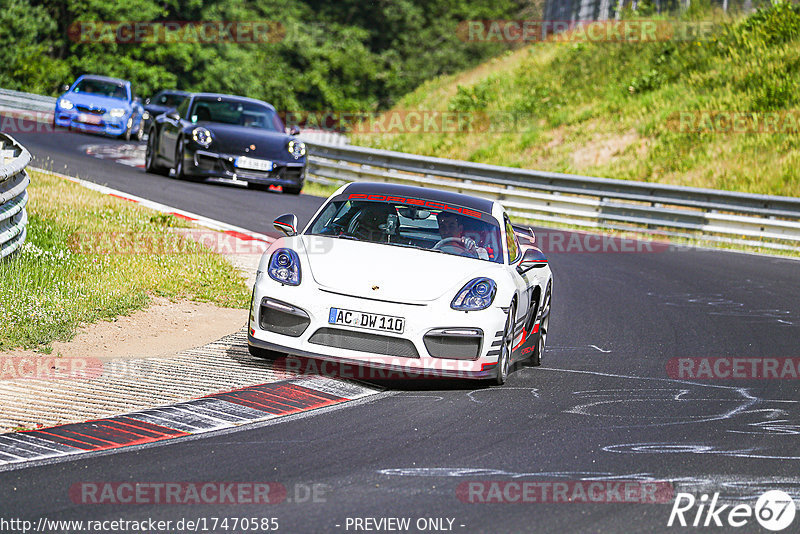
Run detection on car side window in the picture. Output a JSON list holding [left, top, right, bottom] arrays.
[[504, 215, 520, 264], [176, 98, 190, 119]]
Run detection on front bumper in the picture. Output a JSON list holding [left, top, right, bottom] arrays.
[[54, 109, 130, 136], [248, 278, 507, 380], [183, 148, 306, 187]]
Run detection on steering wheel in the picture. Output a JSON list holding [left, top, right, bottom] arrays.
[[433, 237, 477, 257]]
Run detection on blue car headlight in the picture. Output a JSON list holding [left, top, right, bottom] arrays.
[[451, 277, 497, 311], [268, 248, 301, 286], [58, 98, 74, 110]]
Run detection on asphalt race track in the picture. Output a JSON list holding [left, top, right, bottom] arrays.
[[2, 117, 800, 533]]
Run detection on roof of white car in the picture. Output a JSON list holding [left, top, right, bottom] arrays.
[[340, 182, 496, 214]]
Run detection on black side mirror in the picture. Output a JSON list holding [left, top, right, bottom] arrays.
[[145, 98, 151, 105], [274, 213, 298, 236], [165, 109, 180, 121], [517, 248, 548, 274], [61, 84, 70, 93], [289, 125, 301, 136]]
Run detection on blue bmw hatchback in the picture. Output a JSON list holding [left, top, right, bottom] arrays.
[[54, 75, 146, 141]]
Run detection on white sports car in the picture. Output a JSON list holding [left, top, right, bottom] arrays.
[[248, 182, 553, 384]]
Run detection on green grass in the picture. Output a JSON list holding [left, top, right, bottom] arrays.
[[0, 169, 251, 351], [352, 2, 800, 197]]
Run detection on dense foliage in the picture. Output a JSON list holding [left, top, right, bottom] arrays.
[[0, 0, 527, 111], [356, 1, 800, 196]]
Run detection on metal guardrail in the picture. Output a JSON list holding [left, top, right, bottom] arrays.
[[0, 88, 55, 113], [2, 86, 799, 251], [0, 133, 30, 258], [305, 142, 800, 251]]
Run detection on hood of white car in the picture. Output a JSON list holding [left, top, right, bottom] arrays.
[[301, 235, 492, 303]]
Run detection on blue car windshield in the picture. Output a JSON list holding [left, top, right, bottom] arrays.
[[307, 198, 504, 263], [189, 98, 283, 132], [72, 80, 127, 100]]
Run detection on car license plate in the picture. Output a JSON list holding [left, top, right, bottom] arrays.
[[328, 308, 405, 334], [235, 156, 273, 172], [78, 113, 101, 125]]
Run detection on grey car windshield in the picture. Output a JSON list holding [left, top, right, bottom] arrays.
[[307, 199, 503, 263], [73, 80, 127, 100], [189, 98, 283, 132]]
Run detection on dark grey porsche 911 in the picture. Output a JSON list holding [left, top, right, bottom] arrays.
[[145, 93, 306, 194]]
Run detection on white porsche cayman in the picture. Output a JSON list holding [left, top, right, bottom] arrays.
[[248, 182, 553, 384]]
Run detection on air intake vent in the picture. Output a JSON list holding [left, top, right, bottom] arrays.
[[309, 328, 419, 359]]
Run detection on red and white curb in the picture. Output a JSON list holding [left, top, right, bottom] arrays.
[[0, 376, 378, 468], [30, 166, 275, 246]]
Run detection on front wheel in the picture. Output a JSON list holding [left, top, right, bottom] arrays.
[[494, 301, 516, 386], [173, 139, 186, 179], [120, 117, 133, 141], [145, 131, 169, 176], [134, 120, 144, 142]]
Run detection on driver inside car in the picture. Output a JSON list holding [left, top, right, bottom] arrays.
[[435, 212, 489, 260]]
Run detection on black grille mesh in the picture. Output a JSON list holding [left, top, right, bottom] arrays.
[[309, 328, 419, 359]]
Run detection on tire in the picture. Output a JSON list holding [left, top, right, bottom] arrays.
[[494, 301, 516, 386], [134, 120, 144, 142], [531, 282, 551, 367], [145, 130, 169, 176], [248, 344, 283, 360], [173, 138, 186, 180], [121, 117, 132, 141]]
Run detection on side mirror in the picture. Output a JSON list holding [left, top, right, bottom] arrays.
[[288, 125, 301, 136], [61, 84, 70, 93], [517, 247, 548, 274], [273, 213, 298, 236], [165, 109, 180, 121], [145, 98, 151, 105]]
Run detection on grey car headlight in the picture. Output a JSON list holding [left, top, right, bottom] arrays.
[[192, 127, 212, 148], [109, 108, 126, 118], [287, 139, 306, 159]]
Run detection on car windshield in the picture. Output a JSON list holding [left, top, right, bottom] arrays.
[[307, 198, 503, 263], [153, 92, 187, 107], [72, 79, 127, 100], [189, 98, 283, 132]]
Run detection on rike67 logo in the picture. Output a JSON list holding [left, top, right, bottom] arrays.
[[668, 490, 796, 531]]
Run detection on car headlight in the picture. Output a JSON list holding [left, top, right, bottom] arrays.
[[268, 248, 301, 286], [142, 111, 150, 120], [109, 108, 126, 118], [451, 277, 497, 311], [287, 139, 306, 159], [58, 99, 74, 110], [192, 127, 212, 148]]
